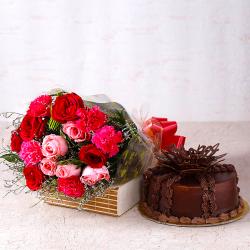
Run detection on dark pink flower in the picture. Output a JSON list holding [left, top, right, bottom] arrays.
[[91, 125, 123, 157], [19, 141, 43, 165], [27, 95, 52, 117]]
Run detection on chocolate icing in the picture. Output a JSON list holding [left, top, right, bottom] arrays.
[[142, 145, 242, 223], [140, 197, 244, 225]]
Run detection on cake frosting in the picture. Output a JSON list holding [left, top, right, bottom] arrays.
[[141, 144, 244, 225]]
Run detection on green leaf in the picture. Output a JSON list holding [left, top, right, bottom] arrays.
[[0, 153, 22, 163]]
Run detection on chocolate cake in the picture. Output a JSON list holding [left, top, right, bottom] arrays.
[[141, 144, 244, 225]]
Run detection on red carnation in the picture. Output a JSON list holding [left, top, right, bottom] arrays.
[[27, 95, 52, 117], [23, 165, 44, 191], [57, 176, 85, 198], [76, 106, 107, 132], [86, 106, 106, 132], [19, 115, 47, 141], [79, 144, 107, 168], [10, 130, 23, 153], [52, 93, 84, 123]]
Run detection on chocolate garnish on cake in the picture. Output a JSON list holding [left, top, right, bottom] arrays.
[[141, 144, 244, 225]]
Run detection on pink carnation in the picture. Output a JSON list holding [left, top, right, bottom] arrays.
[[91, 125, 123, 157], [19, 141, 43, 165], [27, 95, 52, 117], [80, 166, 110, 186]]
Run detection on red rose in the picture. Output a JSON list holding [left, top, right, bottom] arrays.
[[10, 130, 23, 153], [57, 176, 85, 198], [79, 144, 106, 168], [23, 165, 44, 191], [19, 115, 47, 141], [52, 93, 84, 123], [27, 95, 52, 117]]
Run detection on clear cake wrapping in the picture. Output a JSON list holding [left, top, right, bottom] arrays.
[[0, 90, 153, 216]]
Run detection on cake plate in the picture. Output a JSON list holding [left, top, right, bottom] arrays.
[[139, 199, 249, 227]]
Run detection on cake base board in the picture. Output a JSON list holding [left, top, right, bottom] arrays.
[[139, 199, 249, 227]]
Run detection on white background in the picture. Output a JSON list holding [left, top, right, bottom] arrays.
[[0, 0, 250, 121]]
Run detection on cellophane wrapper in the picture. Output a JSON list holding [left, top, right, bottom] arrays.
[[83, 94, 154, 185]]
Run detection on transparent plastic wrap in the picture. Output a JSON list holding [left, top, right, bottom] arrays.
[[83, 97, 154, 185]]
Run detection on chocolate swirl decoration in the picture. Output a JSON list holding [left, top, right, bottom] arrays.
[[155, 143, 226, 176], [154, 144, 226, 218]]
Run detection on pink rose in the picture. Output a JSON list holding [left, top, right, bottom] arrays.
[[55, 164, 81, 178], [39, 158, 57, 176], [19, 141, 43, 165], [62, 121, 86, 142], [42, 134, 68, 158], [80, 166, 110, 186], [91, 125, 123, 157]]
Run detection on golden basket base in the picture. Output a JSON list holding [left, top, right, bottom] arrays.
[[139, 199, 249, 227], [44, 188, 119, 216], [43, 177, 142, 216]]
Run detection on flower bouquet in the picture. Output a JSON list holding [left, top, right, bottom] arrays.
[[1, 90, 152, 216]]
